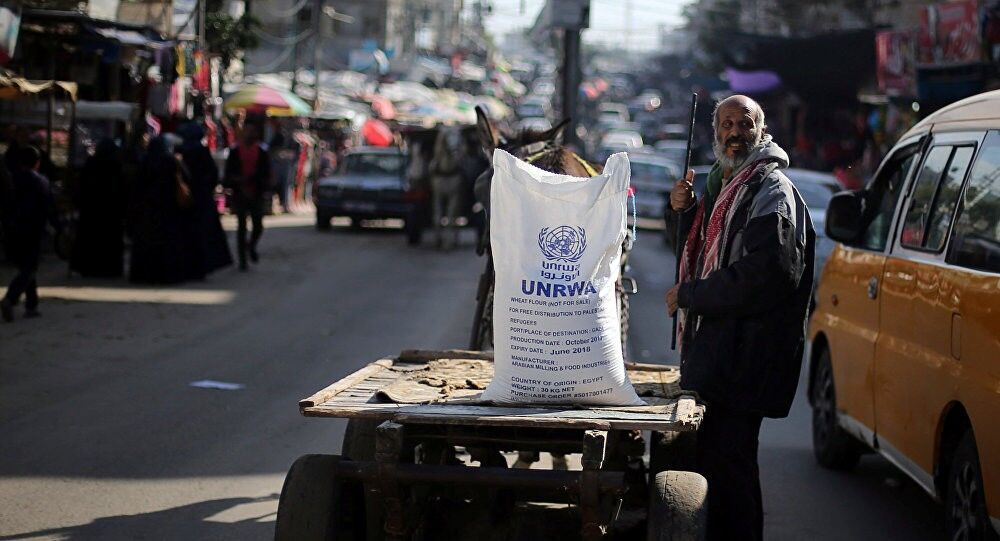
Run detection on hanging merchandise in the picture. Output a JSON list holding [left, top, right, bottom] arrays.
[[175, 43, 185, 78], [192, 49, 209, 92]]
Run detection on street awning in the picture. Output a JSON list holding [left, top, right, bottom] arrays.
[[0, 74, 78, 101], [725, 68, 782, 95], [87, 26, 164, 47]]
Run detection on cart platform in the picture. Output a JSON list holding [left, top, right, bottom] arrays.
[[299, 349, 703, 432]]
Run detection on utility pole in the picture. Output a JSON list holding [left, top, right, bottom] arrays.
[[548, 0, 589, 151], [291, 11, 299, 93], [198, 0, 207, 49], [312, 0, 322, 107], [561, 27, 581, 149]]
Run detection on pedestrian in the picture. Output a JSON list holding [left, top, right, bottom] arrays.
[[268, 120, 292, 213], [128, 135, 187, 284], [70, 139, 127, 277], [224, 123, 270, 271], [2, 146, 56, 322], [665, 95, 815, 540], [178, 122, 233, 278]]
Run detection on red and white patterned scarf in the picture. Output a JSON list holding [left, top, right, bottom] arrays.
[[676, 160, 767, 350]]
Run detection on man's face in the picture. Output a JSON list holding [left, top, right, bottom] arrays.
[[713, 100, 762, 169]]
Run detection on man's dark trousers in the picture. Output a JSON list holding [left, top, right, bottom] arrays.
[[696, 402, 764, 541], [233, 195, 264, 267], [4, 237, 41, 311]]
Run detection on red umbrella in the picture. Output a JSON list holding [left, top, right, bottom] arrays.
[[362, 118, 394, 147]]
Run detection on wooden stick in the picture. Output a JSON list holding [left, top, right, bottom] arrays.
[[672, 92, 698, 351]]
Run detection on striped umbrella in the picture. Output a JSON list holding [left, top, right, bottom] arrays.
[[223, 85, 312, 117]]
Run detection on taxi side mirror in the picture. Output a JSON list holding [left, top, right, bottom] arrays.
[[826, 191, 864, 243]]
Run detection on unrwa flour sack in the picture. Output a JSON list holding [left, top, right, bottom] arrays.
[[481, 149, 643, 406]]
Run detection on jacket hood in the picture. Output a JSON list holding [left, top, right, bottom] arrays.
[[734, 134, 789, 176]]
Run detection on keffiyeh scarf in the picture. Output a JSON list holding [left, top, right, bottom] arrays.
[[676, 159, 769, 350]]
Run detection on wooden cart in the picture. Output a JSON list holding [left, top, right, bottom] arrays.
[[275, 349, 706, 541]]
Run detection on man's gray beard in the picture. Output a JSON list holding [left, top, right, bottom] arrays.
[[713, 131, 763, 171]]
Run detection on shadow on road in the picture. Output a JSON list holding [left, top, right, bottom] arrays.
[[0, 495, 278, 541]]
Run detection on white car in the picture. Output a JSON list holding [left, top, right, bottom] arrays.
[[531, 78, 555, 97], [515, 117, 552, 132], [598, 102, 630, 123], [601, 129, 643, 149]]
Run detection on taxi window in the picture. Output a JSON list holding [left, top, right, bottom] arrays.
[[925, 146, 975, 251], [901, 146, 952, 248], [858, 146, 918, 251], [949, 131, 1000, 273]]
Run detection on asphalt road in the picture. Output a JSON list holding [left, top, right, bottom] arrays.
[[0, 215, 946, 540]]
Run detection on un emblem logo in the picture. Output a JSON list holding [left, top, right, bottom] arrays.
[[538, 226, 587, 262]]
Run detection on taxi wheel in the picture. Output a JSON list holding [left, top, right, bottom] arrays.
[[945, 431, 999, 541], [811, 348, 861, 470]]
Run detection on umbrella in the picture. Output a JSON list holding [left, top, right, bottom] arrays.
[[223, 85, 312, 117], [362, 118, 394, 147]]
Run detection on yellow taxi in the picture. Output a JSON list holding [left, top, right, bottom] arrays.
[[808, 90, 1000, 540]]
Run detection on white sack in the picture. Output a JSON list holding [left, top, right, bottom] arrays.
[[481, 149, 643, 406]]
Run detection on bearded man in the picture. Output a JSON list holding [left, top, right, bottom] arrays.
[[665, 95, 815, 540]]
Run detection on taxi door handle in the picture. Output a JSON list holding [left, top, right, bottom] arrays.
[[867, 277, 878, 300]]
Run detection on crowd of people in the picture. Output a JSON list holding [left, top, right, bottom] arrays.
[[0, 115, 294, 323]]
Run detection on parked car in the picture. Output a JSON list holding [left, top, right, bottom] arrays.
[[601, 129, 643, 149], [808, 90, 1000, 541], [627, 151, 682, 219], [598, 102, 630, 124], [515, 117, 552, 132], [531, 77, 555, 97], [313, 146, 427, 244], [516, 95, 552, 121], [595, 129, 645, 162]]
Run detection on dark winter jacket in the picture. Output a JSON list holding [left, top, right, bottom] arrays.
[[676, 138, 815, 418]]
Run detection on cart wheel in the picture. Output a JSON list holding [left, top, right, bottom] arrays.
[[275, 454, 365, 541], [649, 431, 697, 482], [646, 471, 707, 541], [343, 419, 379, 460]]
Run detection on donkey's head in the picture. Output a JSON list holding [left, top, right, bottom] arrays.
[[475, 106, 586, 176]]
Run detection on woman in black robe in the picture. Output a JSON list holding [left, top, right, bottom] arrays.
[[178, 122, 232, 279], [128, 136, 187, 284], [71, 139, 126, 277]]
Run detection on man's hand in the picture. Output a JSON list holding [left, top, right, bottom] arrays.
[[670, 169, 695, 211], [666, 284, 681, 316]]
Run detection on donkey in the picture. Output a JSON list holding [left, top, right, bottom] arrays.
[[428, 125, 467, 249], [472, 107, 601, 257]]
